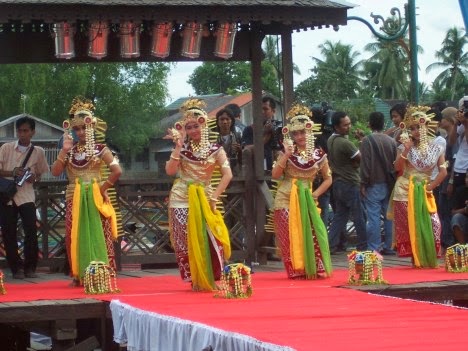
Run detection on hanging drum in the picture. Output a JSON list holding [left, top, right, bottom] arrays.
[[151, 22, 173, 58], [181, 22, 203, 59], [120, 21, 140, 58], [88, 21, 109, 60], [214, 22, 237, 59], [53, 22, 75, 59]]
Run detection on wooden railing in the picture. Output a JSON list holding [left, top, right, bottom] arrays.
[[0, 177, 251, 271], [0, 148, 367, 272]]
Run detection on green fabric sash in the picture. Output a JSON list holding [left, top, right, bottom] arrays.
[[77, 180, 109, 278], [413, 179, 437, 268], [296, 180, 333, 278]]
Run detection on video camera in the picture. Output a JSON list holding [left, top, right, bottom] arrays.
[[15, 168, 33, 187], [463, 100, 468, 116]]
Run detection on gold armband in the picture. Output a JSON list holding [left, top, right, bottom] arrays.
[[170, 155, 180, 161], [106, 179, 114, 186]]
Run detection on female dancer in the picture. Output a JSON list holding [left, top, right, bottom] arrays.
[[271, 104, 332, 279], [393, 106, 446, 268], [51, 97, 122, 285], [165, 98, 232, 291]]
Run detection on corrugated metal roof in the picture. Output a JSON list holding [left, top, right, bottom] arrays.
[[0, 113, 63, 131]]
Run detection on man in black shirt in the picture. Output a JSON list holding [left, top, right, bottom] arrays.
[[241, 96, 282, 171]]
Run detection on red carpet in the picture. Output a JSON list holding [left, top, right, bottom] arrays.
[[2, 267, 468, 350]]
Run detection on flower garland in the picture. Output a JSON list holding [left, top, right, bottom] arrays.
[[84, 261, 120, 294], [0, 270, 6, 295], [347, 250, 387, 285], [445, 244, 468, 273], [216, 263, 252, 299]]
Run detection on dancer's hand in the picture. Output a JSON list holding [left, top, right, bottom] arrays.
[[284, 139, 294, 157], [164, 128, 185, 149], [62, 132, 73, 152]]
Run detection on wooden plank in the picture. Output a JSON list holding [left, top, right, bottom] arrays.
[[0, 299, 106, 324]]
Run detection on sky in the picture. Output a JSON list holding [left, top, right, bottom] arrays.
[[165, 0, 466, 104]]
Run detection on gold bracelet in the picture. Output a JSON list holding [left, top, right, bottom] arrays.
[[56, 156, 66, 164], [210, 197, 218, 202], [400, 154, 408, 160], [170, 155, 180, 161], [106, 179, 114, 186]]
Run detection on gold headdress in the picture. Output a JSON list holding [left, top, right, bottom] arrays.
[[63, 96, 98, 160], [282, 103, 320, 160], [399, 105, 437, 153], [175, 98, 210, 159]]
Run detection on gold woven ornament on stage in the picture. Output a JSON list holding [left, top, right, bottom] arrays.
[[445, 244, 468, 273], [0, 270, 6, 295], [347, 251, 387, 285], [84, 261, 120, 294], [216, 263, 252, 299]]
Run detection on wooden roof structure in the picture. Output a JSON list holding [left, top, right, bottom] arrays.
[[0, 0, 351, 63], [0, 0, 353, 174]]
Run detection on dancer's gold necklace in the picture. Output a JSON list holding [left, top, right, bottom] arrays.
[[191, 141, 201, 153], [76, 143, 86, 153]]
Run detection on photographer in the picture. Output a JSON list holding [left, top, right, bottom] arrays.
[[447, 96, 468, 194], [0, 116, 49, 279], [242, 96, 283, 171]]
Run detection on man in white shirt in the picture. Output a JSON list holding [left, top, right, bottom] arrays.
[[0, 116, 49, 279]]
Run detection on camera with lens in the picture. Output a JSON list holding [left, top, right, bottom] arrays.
[[15, 168, 33, 187], [266, 119, 283, 151], [463, 100, 468, 116]]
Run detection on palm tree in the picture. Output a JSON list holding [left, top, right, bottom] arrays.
[[426, 27, 468, 101], [312, 40, 363, 100], [262, 35, 301, 97], [363, 37, 412, 100]]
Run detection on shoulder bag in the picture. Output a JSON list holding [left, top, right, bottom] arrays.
[[0, 145, 35, 204]]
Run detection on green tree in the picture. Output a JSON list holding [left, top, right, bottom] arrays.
[[188, 62, 251, 95], [0, 62, 170, 154], [426, 27, 468, 101], [295, 41, 362, 103], [361, 15, 416, 100], [188, 61, 279, 96], [262, 36, 301, 91]]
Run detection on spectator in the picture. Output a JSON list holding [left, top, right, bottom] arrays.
[[450, 171, 468, 244], [326, 111, 367, 254], [360, 112, 397, 254], [225, 103, 246, 136], [215, 108, 242, 176], [0, 116, 49, 279], [439, 107, 458, 249], [242, 96, 282, 171], [385, 102, 407, 142], [447, 96, 468, 194]]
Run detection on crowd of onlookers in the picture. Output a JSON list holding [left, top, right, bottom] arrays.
[[217, 96, 467, 262]]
